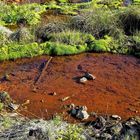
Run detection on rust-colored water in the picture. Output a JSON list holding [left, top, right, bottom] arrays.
[[0, 53, 140, 122]]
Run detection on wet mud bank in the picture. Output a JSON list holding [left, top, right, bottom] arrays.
[[0, 53, 140, 122]]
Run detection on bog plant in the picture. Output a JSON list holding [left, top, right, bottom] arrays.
[[0, 0, 139, 61], [50, 30, 95, 46], [58, 124, 84, 140], [0, 2, 46, 25], [70, 7, 120, 38], [118, 5, 140, 35]]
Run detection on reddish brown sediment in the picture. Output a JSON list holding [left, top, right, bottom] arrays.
[[0, 53, 140, 122], [40, 10, 70, 25]]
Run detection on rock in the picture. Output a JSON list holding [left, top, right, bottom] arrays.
[[71, 108, 77, 116], [32, 87, 37, 93], [95, 133, 100, 138], [69, 103, 75, 109], [76, 106, 89, 120], [76, 110, 89, 120], [70, 105, 89, 120], [1, 74, 10, 81], [84, 72, 96, 80], [8, 103, 19, 111], [22, 100, 30, 106], [81, 106, 88, 111], [79, 77, 88, 83], [49, 92, 57, 96], [111, 115, 121, 120], [40, 100, 44, 103]]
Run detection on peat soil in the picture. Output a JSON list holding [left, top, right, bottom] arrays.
[[0, 53, 140, 122]]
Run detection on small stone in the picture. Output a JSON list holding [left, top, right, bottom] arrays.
[[79, 77, 88, 83], [84, 72, 96, 80], [49, 92, 57, 96], [61, 96, 70, 102], [32, 87, 37, 93], [80, 106, 88, 111], [76, 110, 89, 120], [76, 106, 89, 120], [69, 103, 75, 109], [71, 108, 77, 116], [3, 74, 10, 81], [95, 133, 100, 138], [22, 100, 30, 106], [40, 100, 44, 103], [111, 115, 121, 120]]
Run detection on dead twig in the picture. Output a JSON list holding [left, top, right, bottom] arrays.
[[34, 57, 53, 85]]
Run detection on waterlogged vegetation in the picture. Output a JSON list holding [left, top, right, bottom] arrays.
[[0, 0, 140, 61]]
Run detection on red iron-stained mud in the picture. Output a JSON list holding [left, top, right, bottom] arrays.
[[0, 53, 140, 122]]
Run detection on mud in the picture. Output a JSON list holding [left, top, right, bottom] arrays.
[[0, 53, 140, 122]]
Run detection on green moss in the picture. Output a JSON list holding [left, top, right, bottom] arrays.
[[0, 46, 9, 60], [57, 0, 68, 3], [0, 2, 46, 25], [94, 40, 110, 52], [0, 42, 43, 61], [41, 42, 87, 55], [0, 33, 131, 61]]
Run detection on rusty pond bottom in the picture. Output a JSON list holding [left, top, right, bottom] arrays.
[[0, 53, 140, 122]]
